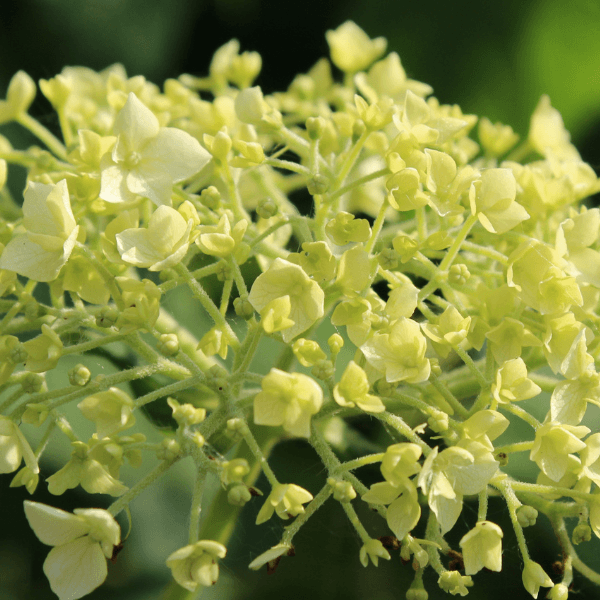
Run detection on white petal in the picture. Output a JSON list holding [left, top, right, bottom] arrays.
[[143, 128, 211, 183], [24, 501, 89, 546], [100, 163, 136, 204], [0, 234, 69, 282], [116, 229, 164, 267], [113, 92, 159, 151], [44, 537, 107, 600]]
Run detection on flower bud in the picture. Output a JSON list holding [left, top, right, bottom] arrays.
[[406, 587, 428, 600], [307, 174, 330, 196], [208, 130, 232, 162], [572, 522, 592, 545], [168, 398, 206, 427], [256, 198, 278, 219], [233, 296, 255, 319], [9, 340, 27, 364], [378, 248, 399, 270], [200, 186, 221, 210], [312, 358, 334, 381], [21, 403, 49, 426], [226, 417, 246, 441], [96, 306, 119, 328], [328, 333, 344, 357], [449, 263, 470, 285], [0, 71, 36, 123], [306, 116, 326, 140], [68, 364, 91, 387], [235, 86, 268, 125], [157, 333, 179, 356], [517, 505, 538, 527], [20, 372, 45, 394], [327, 477, 357, 502], [228, 484, 252, 506], [157, 438, 181, 461], [547, 583, 569, 600]]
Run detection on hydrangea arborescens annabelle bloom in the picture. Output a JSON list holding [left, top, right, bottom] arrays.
[[3, 19, 600, 600]]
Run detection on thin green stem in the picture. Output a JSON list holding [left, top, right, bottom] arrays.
[[108, 458, 178, 517], [15, 113, 68, 160]]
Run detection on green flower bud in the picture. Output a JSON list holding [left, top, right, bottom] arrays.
[[516, 505, 538, 527], [327, 477, 356, 502], [200, 186, 221, 210], [233, 296, 255, 319], [0, 71, 36, 124], [96, 306, 119, 328], [375, 378, 396, 397], [9, 341, 27, 364], [226, 417, 246, 441], [20, 372, 45, 394], [157, 438, 181, 461], [209, 130, 232, 162], [312, 359, 334, 381], [306, 116, 326, 140], [406, 588, 428, 600], [572, 522, 592, 545], [427, 410, 449, 433], [495, 451, 509, 467], [68, 364, 91, 387], [157, 333, 179, 356], [256, 198, 278, 219], [216, 261, 233, 281], [307, 174, 330, 196], [449, 263, 470, 285], [328, 333, 344, 357], [228, 484, 252, 506], [392, 234, 419, 262], [378, 248, 399, 270], [24, 300, 40, 321], [21, 403, 49, 426]]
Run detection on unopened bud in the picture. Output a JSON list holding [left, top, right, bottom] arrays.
[[20, 372, 45, 394], [157, 333, 179, 356], [307, 174, 330, 196], [234, 296, 254, 319], [306, 116, 326, 140], [378, 248, 398, 270], [449, 264, 470, 285], [157, 438, 180, 461], [200, 186, 221, 210], [68, 364, 91, 387], [516, 505, 538, 528], [572, 522, 592, 545], [96, 306, 119, 328], [256, 198, 278, 219], [228, 484, 252, 506]]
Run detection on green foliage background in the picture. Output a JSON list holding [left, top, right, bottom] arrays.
[[1, 1, 600, 599]]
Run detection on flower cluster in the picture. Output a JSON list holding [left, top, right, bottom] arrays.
[[1, 21, 600, 600]]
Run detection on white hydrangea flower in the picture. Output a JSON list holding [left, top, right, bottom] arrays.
[[166, 540, 226, 591], [100, 92, 210, 206], [116, 205, 194, 270], [24, 501, 120, 600], [248, 258, 325, 343], [0, 179, 79, 282]]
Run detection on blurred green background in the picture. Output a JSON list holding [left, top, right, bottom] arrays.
[[2, 0, 600, 599]]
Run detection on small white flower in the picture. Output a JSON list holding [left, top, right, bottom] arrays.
[[24, 501, 120, 600]]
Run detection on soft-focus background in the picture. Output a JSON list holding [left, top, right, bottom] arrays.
[[2, 1, 600, 599]]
